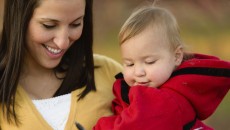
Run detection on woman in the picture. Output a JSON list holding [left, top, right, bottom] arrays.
[[0, 0, 122, 130]]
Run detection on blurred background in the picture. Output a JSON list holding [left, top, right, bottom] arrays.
[[0, 0, 229, 129]]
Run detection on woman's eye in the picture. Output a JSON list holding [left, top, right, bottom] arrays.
[[42, 24, 56, 29], [70, 23, 81, 28]]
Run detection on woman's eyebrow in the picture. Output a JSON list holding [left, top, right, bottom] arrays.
[[40, 16, 84, 23], [71, 16, 84, 23]]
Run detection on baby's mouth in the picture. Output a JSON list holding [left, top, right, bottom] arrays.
[[136, 82, 149, 86]]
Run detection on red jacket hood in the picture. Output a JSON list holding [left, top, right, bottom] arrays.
[[162, 53, 230, 120]]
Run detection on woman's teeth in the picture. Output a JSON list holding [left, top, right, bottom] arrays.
[[45, 45, 62, 54]]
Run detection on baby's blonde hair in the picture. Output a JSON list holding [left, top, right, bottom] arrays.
[[119, 6, 184, 51]]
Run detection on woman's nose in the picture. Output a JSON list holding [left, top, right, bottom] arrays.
[[53, 28, 70, 49]]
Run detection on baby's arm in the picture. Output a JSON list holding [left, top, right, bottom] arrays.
[[94, 85, 192, 130]]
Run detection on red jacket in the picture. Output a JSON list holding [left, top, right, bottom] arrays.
[[94, 54, 230, 130]]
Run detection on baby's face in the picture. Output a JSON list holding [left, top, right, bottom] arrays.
[[121, 26, 182, 88]]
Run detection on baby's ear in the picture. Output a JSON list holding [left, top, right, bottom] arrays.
[[174, 46, 183, 66]]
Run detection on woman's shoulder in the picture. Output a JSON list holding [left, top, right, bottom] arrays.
[[93, 54, 123, 70], [93, 54, 123, 81]]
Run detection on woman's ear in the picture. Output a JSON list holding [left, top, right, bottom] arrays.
[[174, 46, 184, 66]]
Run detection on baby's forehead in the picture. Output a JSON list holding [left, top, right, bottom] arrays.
[[120, 19, 179, 50]]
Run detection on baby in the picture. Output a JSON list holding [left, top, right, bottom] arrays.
[[94, 5, 230, 130]]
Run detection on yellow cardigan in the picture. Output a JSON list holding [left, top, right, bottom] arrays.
[[0, 54, 123, 130]]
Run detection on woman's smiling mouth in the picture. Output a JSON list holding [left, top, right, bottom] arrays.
[[43, 45, 63, 55]]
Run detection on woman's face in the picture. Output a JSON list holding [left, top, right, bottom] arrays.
[[26, 0, 85, 69]]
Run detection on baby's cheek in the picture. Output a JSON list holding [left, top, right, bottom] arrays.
[[123, 74, 133, 86]]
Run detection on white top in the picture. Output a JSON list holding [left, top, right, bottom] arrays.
[[32, 94, 71, 130]]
